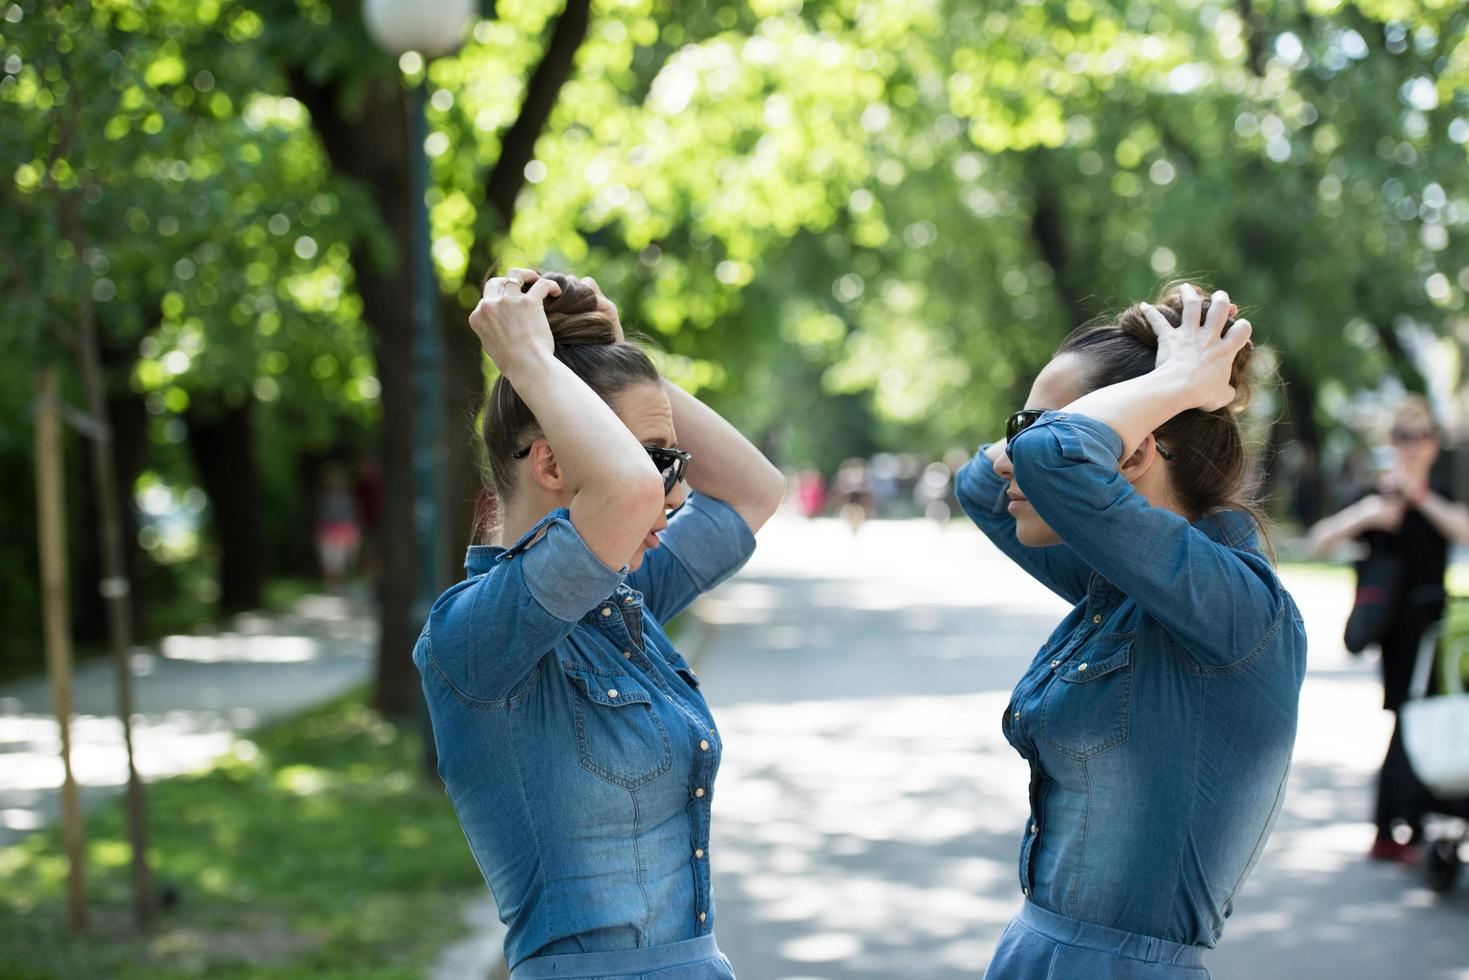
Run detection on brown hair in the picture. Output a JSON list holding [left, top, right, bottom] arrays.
[[1391, 395, 1438, 438], [472, 272, 660, 542], [1056, 283, 1270, 545]]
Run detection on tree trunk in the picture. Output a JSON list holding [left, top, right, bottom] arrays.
[[1276, 358, 1325, 522], [443, 307, 486, 565], [34, 365, 89, 934], [74, 352, 149, 643], [445, 0, 594, 565], [184, 396, 264, 613], [68, 220, 156, 932], [288, 65, 425, 717], [1025, 151, 1093, 329], [289, 0, 593, 715]]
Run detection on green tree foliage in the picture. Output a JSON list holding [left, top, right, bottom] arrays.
[[2, 0, 1467, 672]]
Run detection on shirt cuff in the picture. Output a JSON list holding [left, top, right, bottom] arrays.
[[659, 492, 757, 591], [1010, 411, 1126, 470], [519, 513, 628, 622]]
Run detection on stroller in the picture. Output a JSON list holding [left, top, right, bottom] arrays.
[[1401, 607, 1469, 894]]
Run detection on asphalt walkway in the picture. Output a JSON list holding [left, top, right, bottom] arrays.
[[700, 517, 1469, 980]]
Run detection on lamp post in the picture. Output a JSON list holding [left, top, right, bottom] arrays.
[[363, 0, 474, 633]]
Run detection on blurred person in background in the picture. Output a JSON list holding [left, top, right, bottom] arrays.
[[957, 285, 1306, 979], [352, 453, 384, 587], [793, 465, 827, 518], [1307, 396, 1469, 862], [831, 456, 874, 531], [314, 462, 361, 590], [913, 459, 954, 523]]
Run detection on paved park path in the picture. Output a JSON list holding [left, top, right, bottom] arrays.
[[0, 592, 375, 848], [698, 517, 1469, 980], [5, 520, 1467, 979]]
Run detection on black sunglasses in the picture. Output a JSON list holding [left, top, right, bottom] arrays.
[[511, 442, 693, 493], [1005, 410, 1174, 460]]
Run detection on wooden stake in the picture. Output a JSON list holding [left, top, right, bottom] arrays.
[[67, 218, 155, 930], [34, 365, 88, 933]]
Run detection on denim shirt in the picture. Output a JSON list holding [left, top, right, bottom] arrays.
[[412, 493, 756, 969], [955, 412, 1307, 947]]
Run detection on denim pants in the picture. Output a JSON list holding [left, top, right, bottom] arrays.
[[509, 935, 735, 980], [985, 903, 1210, 980]]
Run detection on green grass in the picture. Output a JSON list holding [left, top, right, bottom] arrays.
[[1276, 560, 1354, 582], [0, 691, 487, 979]]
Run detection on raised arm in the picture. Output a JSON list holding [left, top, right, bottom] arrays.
[[1060, 284, 1250, 461], [662, 380, 786, 533], [569, 273, 786, 532], [1306, 494, 1403, 558], [1382, 469, 1469, 546], [1009, 285, 1286, 667], [470, 274, 665, 570]]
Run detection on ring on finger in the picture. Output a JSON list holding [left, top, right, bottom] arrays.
[[505, 275, 524, 289]]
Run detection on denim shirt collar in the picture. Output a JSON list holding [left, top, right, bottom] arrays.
[[463, 508, 572, 577], [1191, 509, 1259, 550]]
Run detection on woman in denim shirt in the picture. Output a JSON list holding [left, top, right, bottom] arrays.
[[414, 269, 784, 979], [957, 285, 1307, 979]]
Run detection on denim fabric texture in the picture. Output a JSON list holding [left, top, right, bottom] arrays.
[[413, 493, 756, 971], [508, 935, 736, 979], [985, 902, 1211, 979], [956, 412, 1307, 949]]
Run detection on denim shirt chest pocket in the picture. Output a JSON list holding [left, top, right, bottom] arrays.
[[563, 662, 674, 789], [1040, 633, 1134, 760]]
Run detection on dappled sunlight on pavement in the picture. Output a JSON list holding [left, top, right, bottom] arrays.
[[0, 592, 374, 846], [698, 517, 1469, 980]]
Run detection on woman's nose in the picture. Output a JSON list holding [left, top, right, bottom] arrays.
[[992, 449, 1013, 480], [665, 479, 688, 512]]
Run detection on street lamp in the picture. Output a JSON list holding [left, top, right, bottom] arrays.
[[362, 0, 473, 634]]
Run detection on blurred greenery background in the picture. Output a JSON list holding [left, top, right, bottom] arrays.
[[5, 0, 1469, 975], [4, 0, 1469, 768]]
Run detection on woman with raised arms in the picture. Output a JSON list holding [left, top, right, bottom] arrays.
[[956, 284, 1307, 979], [413, 269, 784, 980]]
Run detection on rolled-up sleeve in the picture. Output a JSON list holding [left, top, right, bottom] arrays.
[[628, 492, 757, 624], [955, 444, 1093, 604], [1009, 412, 1286, 668], [428, 511, 626, 699], [519, 514, 629, 622]]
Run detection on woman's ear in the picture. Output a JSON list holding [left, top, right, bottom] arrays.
[[527, 441, 566, 493], [1119, 435, 1161, 483]]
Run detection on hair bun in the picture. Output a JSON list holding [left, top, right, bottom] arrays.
[[537, 272, 619, 347], [1115, 287, 1255, 412]]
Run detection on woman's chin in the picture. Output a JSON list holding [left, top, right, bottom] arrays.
[[1015, 519, 1064, 548]]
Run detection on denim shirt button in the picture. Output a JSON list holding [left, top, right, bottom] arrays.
[[1092, 614, 1102, 624], [694, 787, 706, 798], [607, 689, 619, 699], [699, 740, 710, 751], [1077, 663, 1089, 672], [1050, 660, 1059, 668], [698, 912, 707, 923], [600, 607, 612, 617], [623, 650, 633, 659], [1031, 823, 1039, 834], [695, 848, 705, 859]]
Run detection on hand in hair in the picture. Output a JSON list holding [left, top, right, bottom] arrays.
[[1140, 284, 1253, 413], [469, 271, 563, 375]]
